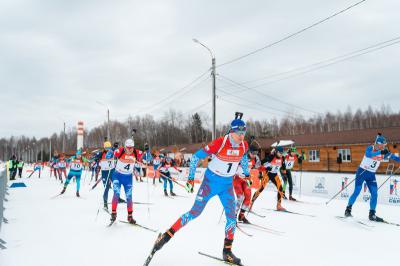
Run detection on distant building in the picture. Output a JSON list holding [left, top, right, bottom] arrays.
[[258, 127, 400, 174], [159, 127, 400, 174]]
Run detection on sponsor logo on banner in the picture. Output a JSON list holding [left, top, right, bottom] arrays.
[[340, 177, 349, 198], [362, 182, 370, 202], [389, 177, 400, 204], [312, 177, 328, 194]]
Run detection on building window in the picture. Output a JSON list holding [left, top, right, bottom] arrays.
[[338, 148, 351, 162], [308, 150, 320, 162]]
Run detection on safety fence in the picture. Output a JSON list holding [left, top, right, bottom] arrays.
[[0, 170, 7, 249]]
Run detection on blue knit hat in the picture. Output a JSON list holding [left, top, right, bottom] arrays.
[[375, 133, 387, 145], [230, 118, 246, 132]]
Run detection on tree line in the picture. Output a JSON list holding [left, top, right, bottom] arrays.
[[1, 105, 399, 162]]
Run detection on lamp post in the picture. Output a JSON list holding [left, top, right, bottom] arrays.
[[97, 101, 110, 141], [193, 38, 216, 140]]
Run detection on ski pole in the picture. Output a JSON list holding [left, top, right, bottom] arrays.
[[325, 168, 367, 205], [378, 166, 400, 190], [159, 172, 190, 192], [299, 165, 303, 198]]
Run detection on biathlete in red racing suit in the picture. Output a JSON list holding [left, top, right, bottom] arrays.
[[234, 144, 261, 224], [110, 139, 143, 224], [150, 117, 250, 265]]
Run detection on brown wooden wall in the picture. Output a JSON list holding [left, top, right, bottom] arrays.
[[286, 144, 399, 174]]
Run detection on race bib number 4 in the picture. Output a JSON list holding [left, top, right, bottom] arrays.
[[116, 161, 133, 174]]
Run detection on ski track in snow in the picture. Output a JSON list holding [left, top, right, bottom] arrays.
[[1, 168, 400, 266]]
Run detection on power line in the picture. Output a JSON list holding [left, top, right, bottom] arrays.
[[243, 38, 400, 90], [159, 99, 212, 125], [217, 74, 321, 115], [217, 84, 302, 119], [136, 68, 211, 114], [112, 72, 211, 121], [218, 97, 290, 118], [217, 0, 368, 68], [220, 36, 400, 87], [139, 75, 211, 116]]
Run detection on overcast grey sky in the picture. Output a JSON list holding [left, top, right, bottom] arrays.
[[1, 0, 399, 138]]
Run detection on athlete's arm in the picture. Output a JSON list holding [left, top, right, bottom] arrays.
[[365, 145, 382, 158], [388, 153, 400, 163]]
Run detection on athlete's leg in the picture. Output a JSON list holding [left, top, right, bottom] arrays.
[[170, 176, 216, 232], [348, 168, 367, 207], [218, 184, 237, 240]]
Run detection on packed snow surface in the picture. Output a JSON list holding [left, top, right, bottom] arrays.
[[1, 168, 400, 266]]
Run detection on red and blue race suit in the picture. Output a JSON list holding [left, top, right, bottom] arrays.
[[170, 134, 249, 240]]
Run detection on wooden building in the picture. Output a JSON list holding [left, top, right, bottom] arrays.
[[258, 127, 400, 174], [157, 127, 400, 173]]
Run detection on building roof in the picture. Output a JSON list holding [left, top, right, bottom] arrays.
[[257, 127, 400, 147], [155, 127, 400, 153]]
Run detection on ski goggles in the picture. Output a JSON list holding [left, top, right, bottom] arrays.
[[231, 125, 247, 135]]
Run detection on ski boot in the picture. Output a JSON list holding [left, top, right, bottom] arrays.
[[222, 238, 241, 265], [289, 195, 297, 201], [170, 190, 176, 196], [60, 187, 66, 194], [76, 191, 80, 197], [276, 202, 286, 211], [154, 228, 175, 252], [103, 201, 108, 211], [344, 205, 352, 217], [127, 212, 136, 224], [164, 189, 169, 196], [369, 210, 384, 222], [238, 212, 250, 224], [159, 178, 162, 183], [110, 211, 117, 222], [282, 194, 288, 200]]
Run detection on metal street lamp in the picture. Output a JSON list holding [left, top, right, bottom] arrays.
[[193, 38, 216, 140]]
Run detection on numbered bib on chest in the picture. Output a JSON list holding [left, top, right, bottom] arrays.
[[160, 164, 171, 173], [208, 159, 240, 177], [360, 155, 382, 172], [153, 159, 160, 165], [115, 156, 136, 174], [285, 159, 295, 169], [58, 161, 66, 168], [71, 161, 83, 171], [100, 159, 115, 170], [265, 158, 282, 174]]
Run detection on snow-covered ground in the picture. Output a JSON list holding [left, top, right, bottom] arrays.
[[1, 168, 400, 266]]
